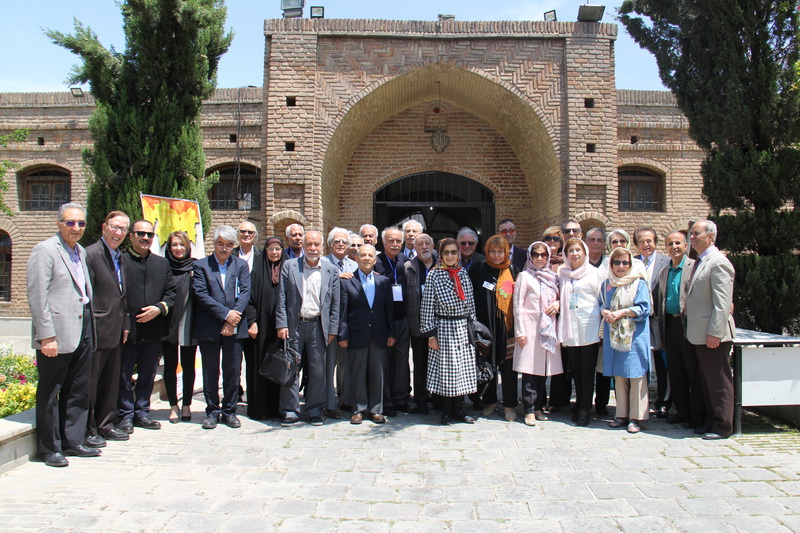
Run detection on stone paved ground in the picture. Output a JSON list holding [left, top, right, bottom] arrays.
[[2, 393, 799, 533]]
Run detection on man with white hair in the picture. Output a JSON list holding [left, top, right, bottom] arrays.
[[325, 227, 357, 275], [284, 223, 304, 259], [457, 227, 484, 271], [402, 220, 423, 259], [359, 224, 379, 247]]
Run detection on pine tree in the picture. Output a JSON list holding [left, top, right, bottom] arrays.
[[619, 0, 800, 334], [46, 0, 233, 242]]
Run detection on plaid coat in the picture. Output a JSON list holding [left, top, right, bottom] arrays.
[[420, 268, 477, 396]]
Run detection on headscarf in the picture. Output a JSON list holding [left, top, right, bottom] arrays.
[[485, 234, 514, 330], [433, 239, 465, 300], [557, 239, 599, 343], [526, 241, 559, 353], [263, 236, 284, 285], [607, 228, 632, 252], [604, 247, 648, 352]]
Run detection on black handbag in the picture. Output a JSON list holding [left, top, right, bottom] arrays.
[[259, 338, 301, 387], [467, 317, 493, 357]]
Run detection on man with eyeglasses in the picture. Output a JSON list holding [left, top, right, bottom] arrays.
[[193, 225, 252, 430], [118, 220, 176, 434], [498, 218, 527, 270], [28, 203, 98, 467], [234, 221, 260, 407], [347, 233, 364, 262], [562, 220, 584, 242], [84, 211, 132, 450], [457, 227, 484, 272], [685, 220, 736, 440]]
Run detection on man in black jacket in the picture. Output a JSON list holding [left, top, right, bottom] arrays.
[[118, 220, 176, 433]]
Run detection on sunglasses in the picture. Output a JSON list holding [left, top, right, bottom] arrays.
[[239, 230, 255, 235], [349, 243, 362, 248], [499, 228, 516, 235], [133, 231, 155, 239], [611, 239, 627, 245], [612, 260, 631, 266], [458, 241, 476, 246], [441, 250, 459, 256], [564, 228, 580, 234], [332, 239, 348, 245], [530, 252, 548, 259], [544, 235, 561, 242], [61, 220, 87, 228]]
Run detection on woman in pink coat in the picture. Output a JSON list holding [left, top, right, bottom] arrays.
[[512, 242, 563, 426]]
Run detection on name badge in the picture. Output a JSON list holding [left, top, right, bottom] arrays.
[[392, 284, 403, 302], [569, 293, 579, 310], [482, 281, 496, 291]]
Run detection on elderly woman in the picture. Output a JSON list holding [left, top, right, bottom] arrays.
[[161, 231, 198, 423], [542, 226, 565, 272], [599, 247, 651, 434], [469, 234, 519, 421], [513, 242, 563, 426], [420, 238, 478, 425], [558, 238, 603, 427]]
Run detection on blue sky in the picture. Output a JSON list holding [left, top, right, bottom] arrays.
[[0, 0, 666, 93]]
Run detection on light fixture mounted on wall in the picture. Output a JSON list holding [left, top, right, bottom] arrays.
[[544, 10, 557, 22], [281, 0, 304, 18], [577, 4, 605, 22], [310, 6, 324, 18], [429, 81, 450, 153], [70, 87, 84, 98]]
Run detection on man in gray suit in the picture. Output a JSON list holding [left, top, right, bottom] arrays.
[[686, 220, 736, 440], [276, 230, 341, 426], [27, 203, 100, 467], [634, 226, 672, 417]]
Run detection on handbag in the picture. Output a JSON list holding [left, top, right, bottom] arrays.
[[467, 317, 493, 357], [259, 338, 301, 387], [476, 354, 495, 385]]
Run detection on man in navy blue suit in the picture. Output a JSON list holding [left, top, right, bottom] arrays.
[[193, 225, 251, 430], [339, 244, 395, 424]]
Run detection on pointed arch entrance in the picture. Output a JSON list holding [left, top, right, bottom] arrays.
[[374, 172, 495, 246]]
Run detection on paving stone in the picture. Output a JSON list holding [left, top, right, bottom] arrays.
[[587, 482, 646, 499], [671, 516, 731, 532], [420, 502, 475, 520], [616, 516, 675, 532], [337, 520, 392, 533], [559, 517, 625, 533], [721, 515, 794, 532], [725, 480, 786, 497]]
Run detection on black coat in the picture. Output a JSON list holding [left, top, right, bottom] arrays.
[[124, 250, 176, 344], [85, 240, 129, 350], [374, 252, 409, 320], [469, 261, 519, 364]]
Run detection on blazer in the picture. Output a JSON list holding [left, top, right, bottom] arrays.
[[403, 256, 435, 337], [338, 270, 395, 350], [510, 244, 528, 271], [192, 254, 252, 341], [685, 246, 736, 345], [85, 239, 129, 350], [124, 250, 176, 344], [276, 257, 341, 340], [27, 234, 95, 353], [635, 252, 670, 296], [656, 255, 695, 340], [324, 253, 357, 274]]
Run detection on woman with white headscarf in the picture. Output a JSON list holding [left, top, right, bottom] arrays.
[[513, 242, 563, 426], [599, 247, 652, 434]]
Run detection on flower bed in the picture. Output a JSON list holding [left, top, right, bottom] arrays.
[[0, 346, 38, 418]]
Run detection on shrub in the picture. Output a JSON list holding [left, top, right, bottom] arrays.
[[0, 347, 39, 418]]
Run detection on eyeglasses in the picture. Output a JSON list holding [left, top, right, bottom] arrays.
[[133, 231, 155, 239], [543, 235, 561, 242], [564, 228, 580, 234], [332, 239, 348, 245], [441, 250, 459, 256], [61, 220, 87, 228], [612, 260, 631, 266], [530, 252, 548, 259], [239, 230, 255, 235], [349, 243, 362, 248], [499, 228, 516, 235], [458, 241, 476, 247], [611, 239, 627, 245], [107, 223, 128, 233]]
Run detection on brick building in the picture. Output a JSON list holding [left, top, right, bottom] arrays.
[[0, 18, 705, 316]]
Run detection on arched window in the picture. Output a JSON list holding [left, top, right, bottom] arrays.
[[208, 165, 261, 210], [19, 167, 71, 211], [618, 168, 664, 212], [0, 231, 10, 302]]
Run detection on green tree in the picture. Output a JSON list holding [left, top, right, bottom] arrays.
[[620, 0, 800, 334], [46, 0, 233, 242], [0, 130, 29, 216]]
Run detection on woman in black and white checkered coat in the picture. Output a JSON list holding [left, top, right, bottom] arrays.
[[420, 238, 478, 425]]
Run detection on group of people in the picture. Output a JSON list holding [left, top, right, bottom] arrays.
[[27, 203, 737, 468]]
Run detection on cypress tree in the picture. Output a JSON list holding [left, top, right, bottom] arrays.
[[619, 0, 800, 334], [46, 0, 233, 242]]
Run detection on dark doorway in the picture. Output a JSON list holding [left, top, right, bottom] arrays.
[[374, 171, 495, 248]]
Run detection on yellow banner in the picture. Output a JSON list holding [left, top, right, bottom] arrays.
[[140, 194, 204, 258]]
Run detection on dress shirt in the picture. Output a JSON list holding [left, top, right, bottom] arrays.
[[68, 243, 90, 304], [403, 247, 416, 260], [665, 255, 686, 315], [213, 253, 230, 287], [238, 247, 254, 271], [101, 237, 123, 291], [300, 258, 322, 318], [359, 269, 375, 308]]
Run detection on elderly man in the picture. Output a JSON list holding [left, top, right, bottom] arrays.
[[339, 244, 396, 424], [634, 226, 672, 418], [284, 223, 305, 259], [403, 232, 436, 414], [28, 203, 99, 467], [402, 220, 423, 259], [374, 226, 412, 415], [498, 218, 527, 270], [562, 220, 583, 242], [118, 220, 176, 433], [457, 227, 484, 271], [359, 224, 379, 247], [193, 225, 252, 430], [586, 227, 607, 269], [686, 220, 736, 440], [234, 221, 261, 405], [276, 230, 341, 426], [325, 227, 358, 275], [347, 233, 364, 262], [584, 226, 611, 414], [657, 230, 705, 428], [84, 211, 131, 448]]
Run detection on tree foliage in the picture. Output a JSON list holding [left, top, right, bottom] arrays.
[[46, 0, 233, 242], [0, 130, 28, 216], [619, 0, 800, 334]]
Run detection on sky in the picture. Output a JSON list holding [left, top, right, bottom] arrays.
[[0, 0, 666, 93]]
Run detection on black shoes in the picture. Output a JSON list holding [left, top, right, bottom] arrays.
[[64, 445, 102, 457], [133, 416, 161, 430], [455, 414, 476, 424], [440, 414, 453, 426], [43, 452, 69, 467], [410, 405, 429, 415], [84, 435, 107, 448], [308, 416, 324, 426], [99, 427, 130, 441], [281, 416, 299, 427], [595, 406, 609, 416], [667, 413, 690, 424], [202, 415, 218, 430], [117, 418, 135, 434], [383, 408, 398, 417], [576, 411, 591, 427], [222, 414, 241, 428], [655, 406, 668, 418]]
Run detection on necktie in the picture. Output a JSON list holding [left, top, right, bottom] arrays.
[[643, 256, 650, 268], [338, 259, 343, 271]]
